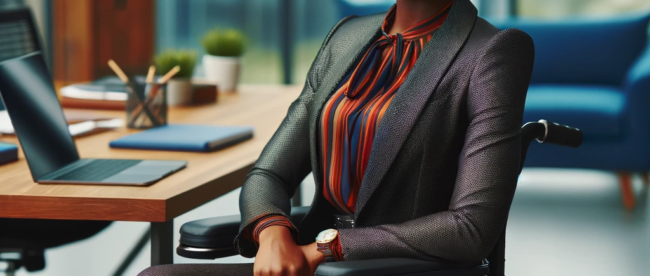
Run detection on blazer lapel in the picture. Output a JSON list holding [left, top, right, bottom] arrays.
[[355, 0, 478, 218], [309, 15, 384, 190]]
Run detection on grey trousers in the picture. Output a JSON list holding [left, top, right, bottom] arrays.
[[138, 263, 254, 276]]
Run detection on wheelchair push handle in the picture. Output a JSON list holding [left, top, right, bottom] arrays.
[[534, 119, 583, 148]]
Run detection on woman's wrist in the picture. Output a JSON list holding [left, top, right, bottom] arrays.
[[258, 225, 294, 245], [302, 242, 325, 267]]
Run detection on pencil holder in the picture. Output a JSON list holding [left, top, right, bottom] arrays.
[[125, 81, 167, 129]]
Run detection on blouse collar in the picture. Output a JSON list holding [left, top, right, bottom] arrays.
[[381, 2, 453, 40]]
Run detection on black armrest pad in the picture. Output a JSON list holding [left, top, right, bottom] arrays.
[[315, 258, 488, 276], [179, 206, 311, 248]]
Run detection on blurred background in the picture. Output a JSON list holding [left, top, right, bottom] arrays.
[[5, 0, 650, 86], [1, 0, 650, 275]]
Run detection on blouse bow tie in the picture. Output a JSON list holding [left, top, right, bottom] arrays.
[[344, 32, 405, 99], [344, 4, 450, 99]]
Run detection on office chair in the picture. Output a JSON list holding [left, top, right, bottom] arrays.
[[0, 6, 112, 276], [0, 5, 41, 112], [0, 7, 40, 63], [172, 120, 583, 276]]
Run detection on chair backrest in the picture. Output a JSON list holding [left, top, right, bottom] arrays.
[[489, 13, 650, 87], [0, 6, 42, 111], [486, 230, 506, 276], [485, 122, 550, 276], [0, 7, 41, 62]]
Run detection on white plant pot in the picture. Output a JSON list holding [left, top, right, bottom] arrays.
[[203, 55, 241, 92], [167, 78, 193, 106]]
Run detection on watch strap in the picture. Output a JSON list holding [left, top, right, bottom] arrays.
[[317, 242, 336, 262]]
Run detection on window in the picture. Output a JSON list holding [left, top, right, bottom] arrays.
[[155, 0, 397, 84], [518, 0, 650, 18], [156, 0, 284, 84]]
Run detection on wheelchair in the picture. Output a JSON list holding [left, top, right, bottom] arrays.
[[175, 120, 583, 276]]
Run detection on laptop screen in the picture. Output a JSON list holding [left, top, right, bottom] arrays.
[[0, 52, 79, 180]]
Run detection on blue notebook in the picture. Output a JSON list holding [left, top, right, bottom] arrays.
[[110, 125, 254, 152], [0, 142, 18, 165]]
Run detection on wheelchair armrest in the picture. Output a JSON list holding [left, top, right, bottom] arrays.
[[177, 206, 311, 259], [315, 258, 488, 276]]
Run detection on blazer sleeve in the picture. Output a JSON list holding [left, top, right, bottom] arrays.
[[337, 29, 535, 263], [234, 16, 357, 258]]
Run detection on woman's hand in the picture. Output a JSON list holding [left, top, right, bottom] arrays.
[[254, 226, 311, 276], [300, 242, 325, 274]]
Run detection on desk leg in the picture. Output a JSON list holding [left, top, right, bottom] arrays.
[[151, 221, 173, 265]]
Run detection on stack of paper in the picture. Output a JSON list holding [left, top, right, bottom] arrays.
[[0, 110, 123, 137]]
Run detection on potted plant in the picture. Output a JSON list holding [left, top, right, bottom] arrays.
[[155, 50, 197, 106], [201, 29, 245, 92]]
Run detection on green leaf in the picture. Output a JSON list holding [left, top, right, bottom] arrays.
[[201, 28, 246, 57], [154, 50, 198, 78]]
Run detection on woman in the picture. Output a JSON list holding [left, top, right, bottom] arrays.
[[140, 0, 534, 275]]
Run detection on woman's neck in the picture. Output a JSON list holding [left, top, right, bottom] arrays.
[[389, 0, 453, 34]]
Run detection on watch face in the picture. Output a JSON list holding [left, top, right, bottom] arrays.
[[316, 229, 338, 243]]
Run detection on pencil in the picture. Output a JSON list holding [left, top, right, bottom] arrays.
[[146, 65, 156, 84], [107, 60, 129, 83], [159, 66, 181, 84]]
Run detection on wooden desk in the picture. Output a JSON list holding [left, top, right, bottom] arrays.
[[0, 84, 301, 265]]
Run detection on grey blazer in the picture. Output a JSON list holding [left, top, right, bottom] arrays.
[[235, 0, 534, 264]]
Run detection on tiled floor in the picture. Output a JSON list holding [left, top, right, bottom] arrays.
[[507, 169, 649, 275], [13, 169, 650, 276]]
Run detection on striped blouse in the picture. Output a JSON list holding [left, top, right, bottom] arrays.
[[246, 3, 451, 260], [321, 4, 450, 215]]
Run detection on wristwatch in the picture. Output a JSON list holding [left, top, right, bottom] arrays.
[[316, 229, 339, 262]]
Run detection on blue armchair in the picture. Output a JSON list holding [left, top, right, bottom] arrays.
[[490, 13, 650, 210]]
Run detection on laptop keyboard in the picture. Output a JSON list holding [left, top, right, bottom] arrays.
[[53, 159, 141, 181]]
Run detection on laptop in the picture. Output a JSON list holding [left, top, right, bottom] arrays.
[[0, 52, 187, 186]]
